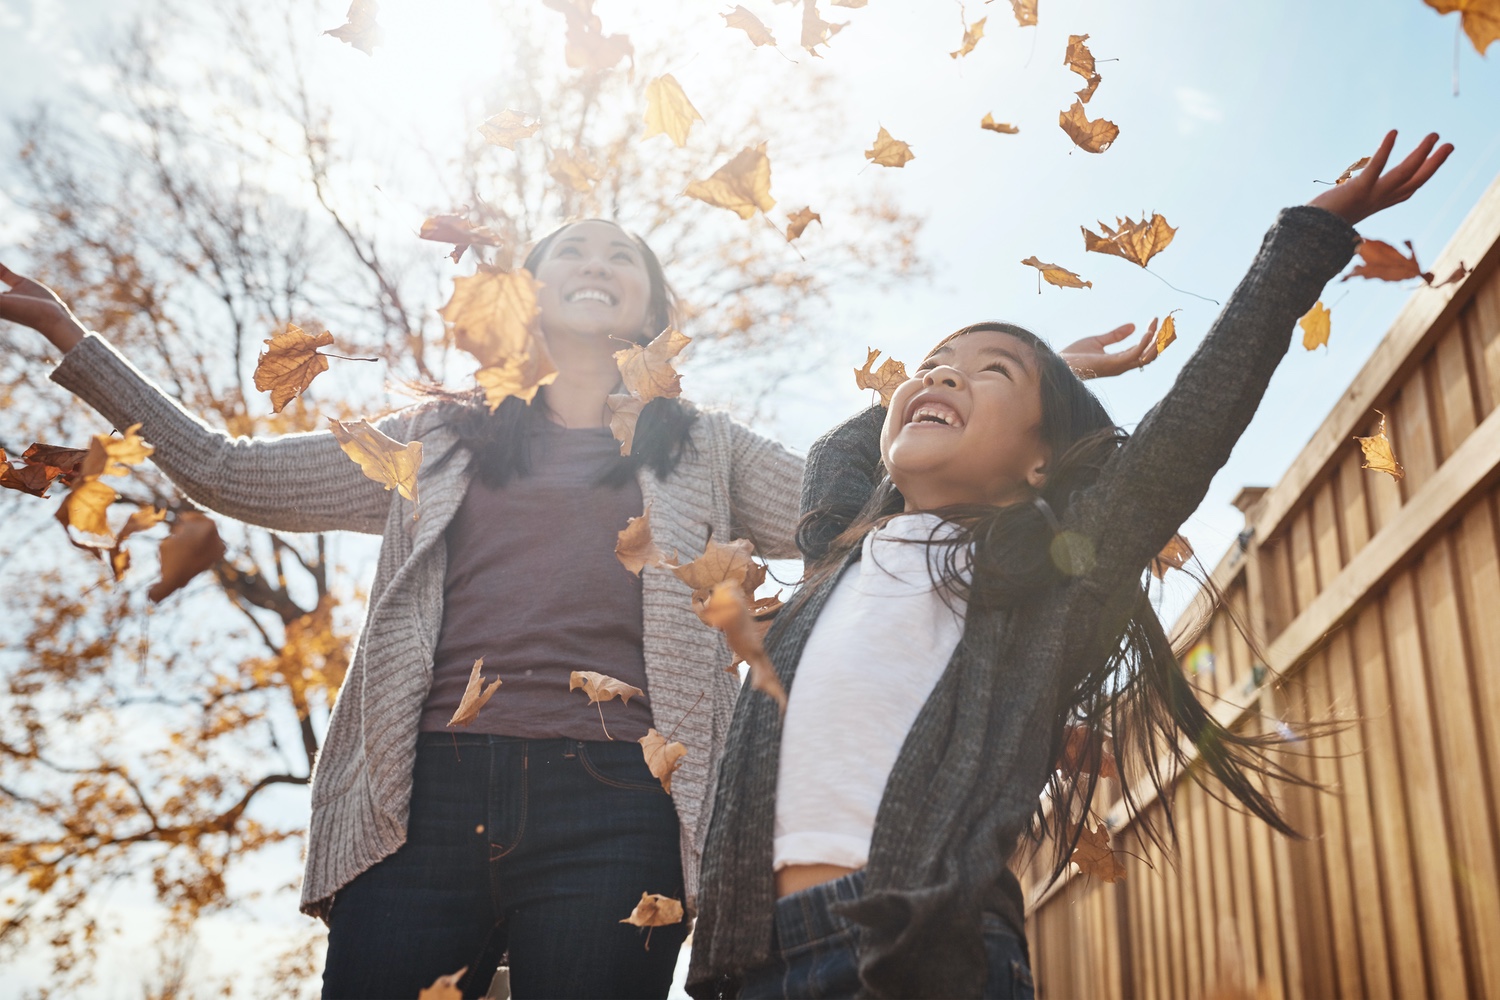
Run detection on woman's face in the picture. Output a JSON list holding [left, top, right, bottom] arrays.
[[532, 220, 655, 345], [880, 330, 1050, 511]]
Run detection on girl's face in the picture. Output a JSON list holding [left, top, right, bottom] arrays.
[[880, 330, 1050, 511], [532, 220, 654, 345]]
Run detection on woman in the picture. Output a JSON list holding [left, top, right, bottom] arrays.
[[0, 218, 1156, 999]]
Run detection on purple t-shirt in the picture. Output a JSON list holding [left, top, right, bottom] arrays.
[[419, 422, 655, 741]]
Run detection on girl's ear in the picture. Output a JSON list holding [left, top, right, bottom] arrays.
[[1026, 448, 1051, 492]]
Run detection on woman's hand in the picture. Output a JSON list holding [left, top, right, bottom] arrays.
[[1309, 131, 1453, 227], [0, 264, 88, 353], [1060, 322, 1159, 380]]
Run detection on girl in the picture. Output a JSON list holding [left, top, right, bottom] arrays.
[[688, 130, 1451, 999], [0, 219, 1149, 999]]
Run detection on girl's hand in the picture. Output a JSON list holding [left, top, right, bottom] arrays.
[[1060, 322, 1159, 380], [1309, 131, 1453, 227], [0, 264, 88, 353]]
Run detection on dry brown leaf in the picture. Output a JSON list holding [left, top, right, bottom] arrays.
[[1355, 410, 1405, 482], [1341, 239, 1428, 284], [1008, 0, 1038, 27], [639, 728, 688, 793], [607, 394, 645, 456], [950, 15, 986, 58], [1333, 155, 1370, 185], [854, 347, 908, 406], [616, 504, 664, 575], [448, 659, 501, 727], [0, 449, 65, 497], [1300, 301, 1331, 351], [786, 207, 822, 242], [864, 127, 915, 168], [478, 110, 542, 149], [79, 424, 154, 480], [1058, 101, 1119, 153], [439, 268, 542, 367], [615, 327, 691, 402], [668, 537, 758, 594], [419, 215, 504, 264], [324, 0, 382, 54], [548, 147, 603, 193], [980, 114, 1019, 134], [22, 443, 89, 482], [1154, 313, 1178, 355], [1063, 34, 1102, 103], [1082, 213, 1177, 269], [1150, 532, 1193, 580], [1020, 256, 1091, 291], [1431, 262, 1471, 288], [327, 418, 423, 504], [800, 0, 847, 55], [723, 6, 777, 46], [148, 512, 226, 603], [1071, 820, 1127, 882], [1057, 725, 1119, 779], [476, 345, 559, 409], [253, 325, 333, 413], [1425, 0, 1500, 55], [696, 580, 787, 711], [543, 0, 634, 73], [621, 892, 684, 927], [570, 670, 644, 705], [685, 143, 775, 219], [643, 75, 703, 147], [55, 478, 117, 539]]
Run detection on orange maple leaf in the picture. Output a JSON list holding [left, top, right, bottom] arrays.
[[1342, 239, 1432, 284], [980, 114, 1019, 134], [696, 580, 788, 711], [1064, 34, 1102, 102], [1082, 213, 1177, 268], [1300, 301, 1331, 351], [476, 346, 559, 409], [323, 0, 382, 54], [79, 424, 154, 480], [1153, 313, 1179, 355], [22, 443, 89, 483], [477, 110, 542, 149], [55, 478, 117, 540], [950, 14, 986, 58], [685, 143, 776, 219], [616, 503, 665, 576], [0, 448, 65, 497], [439, 268, 542, 368], [570, 670, 644, 705], [1425, 0, 1500, 55], [419, 215, 504, 264], [327, 418, 422, 505], [253, 325, 333, 413], [1071, 821, 1127, 882], [864, 126, 914, 168], [1150, 532, 1193, 580], [667, 537, 759, 594], [1355, 410, 1404, 482], [1020, 257, 1091, 291], [786, 207, 822, 242], [614, 327, 691, 402], [148, 511, 226, 603], [854, 347, 908, 406], [643, 75, 703, 148], [1058, 101, 1118, 153], [621, 892, 684, 927], [448, 659, 502, 728], [1008, 0, 1038, 27], [639, 727, 687, 793]]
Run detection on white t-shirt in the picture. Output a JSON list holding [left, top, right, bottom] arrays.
[[773, 513, 968, 872]]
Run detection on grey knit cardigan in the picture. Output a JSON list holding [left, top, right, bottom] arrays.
[[50, 334, 805, 918], [688, 207, 1361, 998]]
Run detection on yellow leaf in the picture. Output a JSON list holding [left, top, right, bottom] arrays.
[[323, 0, 382, 54], [723, 5, 776, 46], [643, 74, 703, 148], [864, 126, 914, 168], [1020, 256, 1092, 291], [639, 728, 688, 793], [854, 347, 908, 407], [476, 345, 559, 409], [1081, 213, 1177, 269], [569, 670, 644, 705], [1300, 301, 1331, 351], [448, 659, 501, 727], [439, 269, 542, 368], [477, 109, 542, 149], [147, 511, 226, 603], [55, 478, 117, 540], [949, 15, 986, 59], [253, 325, 333, 413], [1058, 101, 1119, 153], [685, 143, 775, 219], [696, 581, 787, 711], [1154, 313, 1178, 355], [786, 207, 822, 242], [980, 114, 1019, 134], [1070, 821, 1127, 882], [607, 393, 645, 456], [419, 968, 466, 1000], [1425, 0, 1500, 55], [1333, 155, 1370, 185], [327, 418, 423, 504], [620, 892, 684, 927], [548, 147, 602, 193], [616, 503, 664, 575], [1008, 0, 1038, 27], [1064, 34, 1102, 103], [419, 215, 504, 264], [1150, 532, 1192, 580], [614, 327, 691, 402], [1355, 410, 1405, 482], [79, 423, 154, 480]]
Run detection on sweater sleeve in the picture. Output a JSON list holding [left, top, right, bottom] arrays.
[[50, 332, 410, 535], [726, 414, 806, 560], [798, 405, 888, 559], [1073, 206, 1360, 595]]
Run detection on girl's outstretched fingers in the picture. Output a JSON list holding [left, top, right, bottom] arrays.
[[0, 265, 88, 351], [1060, 322, 1158, 380], [1310, 130, 1454, 226]]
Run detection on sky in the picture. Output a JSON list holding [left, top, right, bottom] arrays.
[[2, 0, 1498, 994]]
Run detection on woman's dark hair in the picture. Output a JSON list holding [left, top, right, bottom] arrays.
[[799, 321, 1311, 881], [430, 219, 698, 488]]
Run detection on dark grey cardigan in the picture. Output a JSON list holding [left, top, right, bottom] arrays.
[[688, 206, 1360, 999]]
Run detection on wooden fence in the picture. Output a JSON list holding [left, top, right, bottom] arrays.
[[1023, 173, 1500, 1000]]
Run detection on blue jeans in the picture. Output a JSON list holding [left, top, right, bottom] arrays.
[[321, 734, 687, 999], [738, 872, 1036, 1000]]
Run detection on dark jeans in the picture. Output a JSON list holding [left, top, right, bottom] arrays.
[[322, 734, 687, 1000], [738, 871, 1036, 1000]]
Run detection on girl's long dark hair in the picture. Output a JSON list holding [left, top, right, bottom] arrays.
[[799, 321, 1313, 880], [427, 219, 698, 488]]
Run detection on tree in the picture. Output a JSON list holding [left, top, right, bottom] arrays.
[[0, 0, 925, 993]]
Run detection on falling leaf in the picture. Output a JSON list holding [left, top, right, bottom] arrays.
[[543, 0, 634, 72], [614, 327, 691, 403], [478, 110, 542, 149], [1424, 0, 1500, 55], [79, 424, 154, 480], [1153, 313, 1178, 355], [1300, 301, 1331, 351], [607, 393, 645, 456], [327, 418, 423, 504], [1063, 34, 1102, 102], [685, 143, 775, 219], [253, 325, 333, 413], [105, 505, 167, 581], [723, 6, 777, 46], [1150, 532, 1192, 579], [0, 449, 65, 497], [1333, 155, 1370, 185], [147, 511, 226, 603], [419, 968, 466, 1000], [980, 114, 1019, 134], [1355, 410, 1405, 482], [1020, 257, 1092, 291], [324, 0, 383, 54], [786, 207, 822, 242], [55, 478, 117, 539], [475, 347, 559, 409], [800, 0, 847, 55], [419, 215, 504, 265], [950, 15, 986, 58], [667, 537, 759, 595], [570, 670, 645, 705], [1058, 101, 1118, 153], [643, 75, 703, 147], [854, 347, 908, 407], [616, 504, 665, 575], [439, 268, 543, 367], [548, 147, 603, 193], [621, 892, 684, 927], [864, 127, 914, 168], [1082, 214, 1177, 269], [1070, 821, 1127, 882], [1057, 725, 1119, 779], [1008, 0, 1038, 27], [1432, 263, 1471, 288], [639, 727, 688, 793], [1341, 239, 1430, 284], [696, 580, 787, 710], [22, 443, 89, 482], [448, 658, 501, 727]]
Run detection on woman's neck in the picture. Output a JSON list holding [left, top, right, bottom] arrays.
[[539, 340, 624, 428]]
